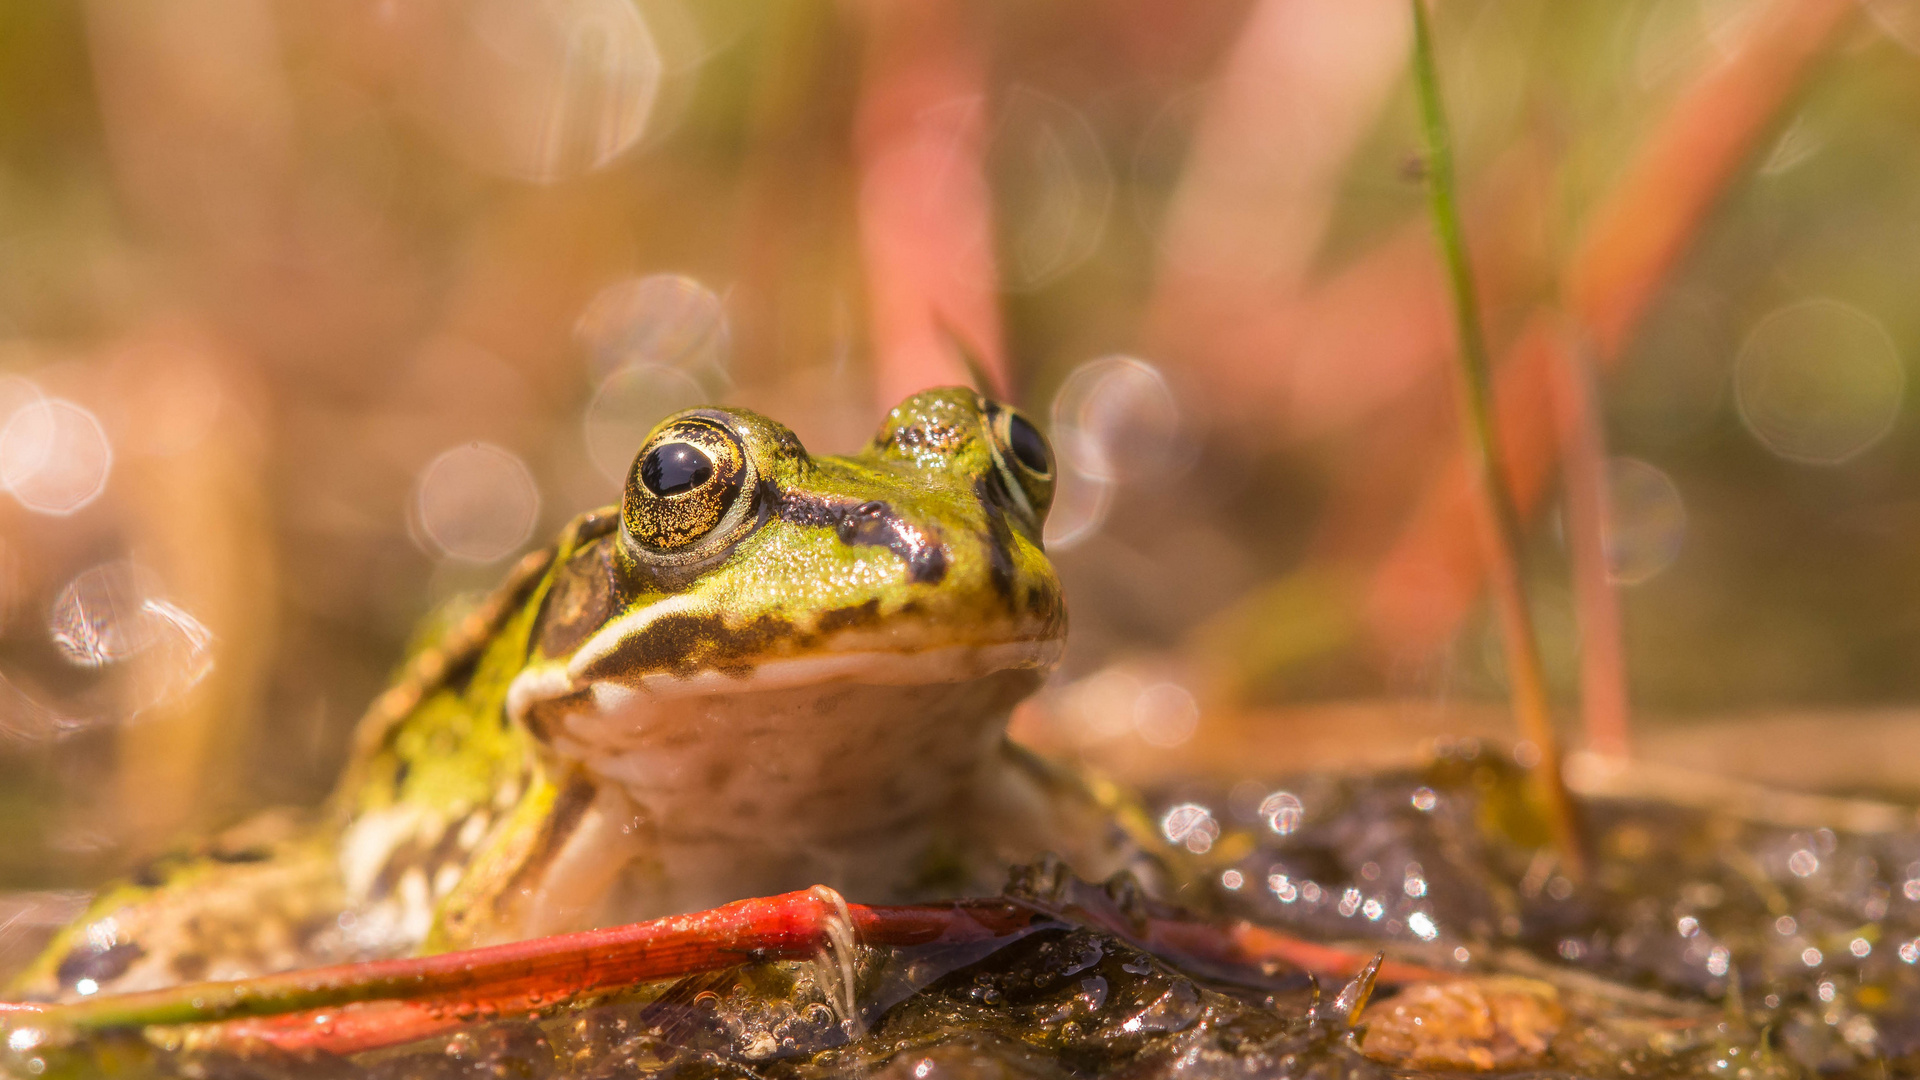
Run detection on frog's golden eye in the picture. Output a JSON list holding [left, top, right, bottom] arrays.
[[985, 401, 1054, 520], [621, 416, 755, 558]]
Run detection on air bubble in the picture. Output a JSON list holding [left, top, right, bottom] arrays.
[[415, 443, 542, 562], [1734, 299, 1902, 465]]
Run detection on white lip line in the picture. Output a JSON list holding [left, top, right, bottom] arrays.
[[507, 601, 1062, 726], [566, 592, 708, 680]]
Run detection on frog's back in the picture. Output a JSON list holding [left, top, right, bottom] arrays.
[[8, 525, 585, 1000]]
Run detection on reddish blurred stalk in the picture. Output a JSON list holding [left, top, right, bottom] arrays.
[[1408, 0, 1585, 878], [852, 0, 1009, 404], [1549, 325, 1631, 758]]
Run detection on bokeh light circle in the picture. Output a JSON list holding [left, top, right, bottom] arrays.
[[1133, 681, 1199, 748], [1050, 355, 1187, 482], [1041, 464, 1112, 551], [583, 363, 708, 484], [416, 442, 542, 562], [419, 0, 662, 183], [1864, 0, 1920, 54], [1603, 457, 1687, 586], [575, 273, 730, 381], [1734, 299, 1903, 465], [0, 397, 113, 515], [992, 87, 1114, 290]]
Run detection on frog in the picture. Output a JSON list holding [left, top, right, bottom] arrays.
[[11, 387, 1155, 1001]]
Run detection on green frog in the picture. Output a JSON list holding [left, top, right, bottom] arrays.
[[13, 387, 1149, 1000]]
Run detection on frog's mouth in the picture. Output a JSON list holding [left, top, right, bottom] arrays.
[[504, 590, 1065, 737]]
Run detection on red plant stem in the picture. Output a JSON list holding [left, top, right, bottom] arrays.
[[1365, 0, 1857, 661], [852, 0, 1009, 404], [1548, 324, 1631, 758], [4, 889, 1448, 1058]]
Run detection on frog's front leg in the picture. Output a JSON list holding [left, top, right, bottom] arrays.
[[419, 767, 643, 951]]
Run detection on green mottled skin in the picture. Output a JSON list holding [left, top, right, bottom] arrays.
[[13, 389, 1149, 1001]]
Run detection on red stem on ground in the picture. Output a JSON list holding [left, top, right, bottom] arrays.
[[4, 888, 1449, 1058]]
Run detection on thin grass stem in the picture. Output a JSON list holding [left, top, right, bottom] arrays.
[[1407, 0, 1587, 880]]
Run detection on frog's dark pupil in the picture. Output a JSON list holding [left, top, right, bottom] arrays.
[[641, 442, 714, 496], [1005, 413, 1050, 475]]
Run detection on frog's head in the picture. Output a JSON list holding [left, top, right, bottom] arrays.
[[507, 387, 1066, 797]]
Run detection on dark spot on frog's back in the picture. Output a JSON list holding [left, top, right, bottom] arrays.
[[817, 598, 881, 634], [777, 491, 948, 584], [572, 610, 798, 681], [537, 537, 619, 658], [57, 941, 144, 987]]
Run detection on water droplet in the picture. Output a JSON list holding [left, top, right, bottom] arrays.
[[1267, 873, 1297, 902], [1159, 803, 1218, 854], [47, 561, 210, 712], [991, 87, 1113, 290], [1132, 682, 1198, 748], [1734, 299, 1902, 465], [1602, 457, 1686, 584], [1706, 945, 1731, 976], [582, 363, 706, 484], [415, 442, 541, 562], [1852, 937, 1872, 958], [1802, 947, 1824, 967], [1050, 356, 1188, 482], [410, 0, 662, 183], [1220, 869, 1243, 890], [1787, 849, 1820, 878], [575, 274, 730, 380], [0, 397, 112, 515], [1259, 791, 1303, 835], [1407, 911, 1439, 941], [1409, 787, 1438, 812]]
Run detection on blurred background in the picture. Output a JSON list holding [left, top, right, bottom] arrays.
[[0, 0, 1915, 905]]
